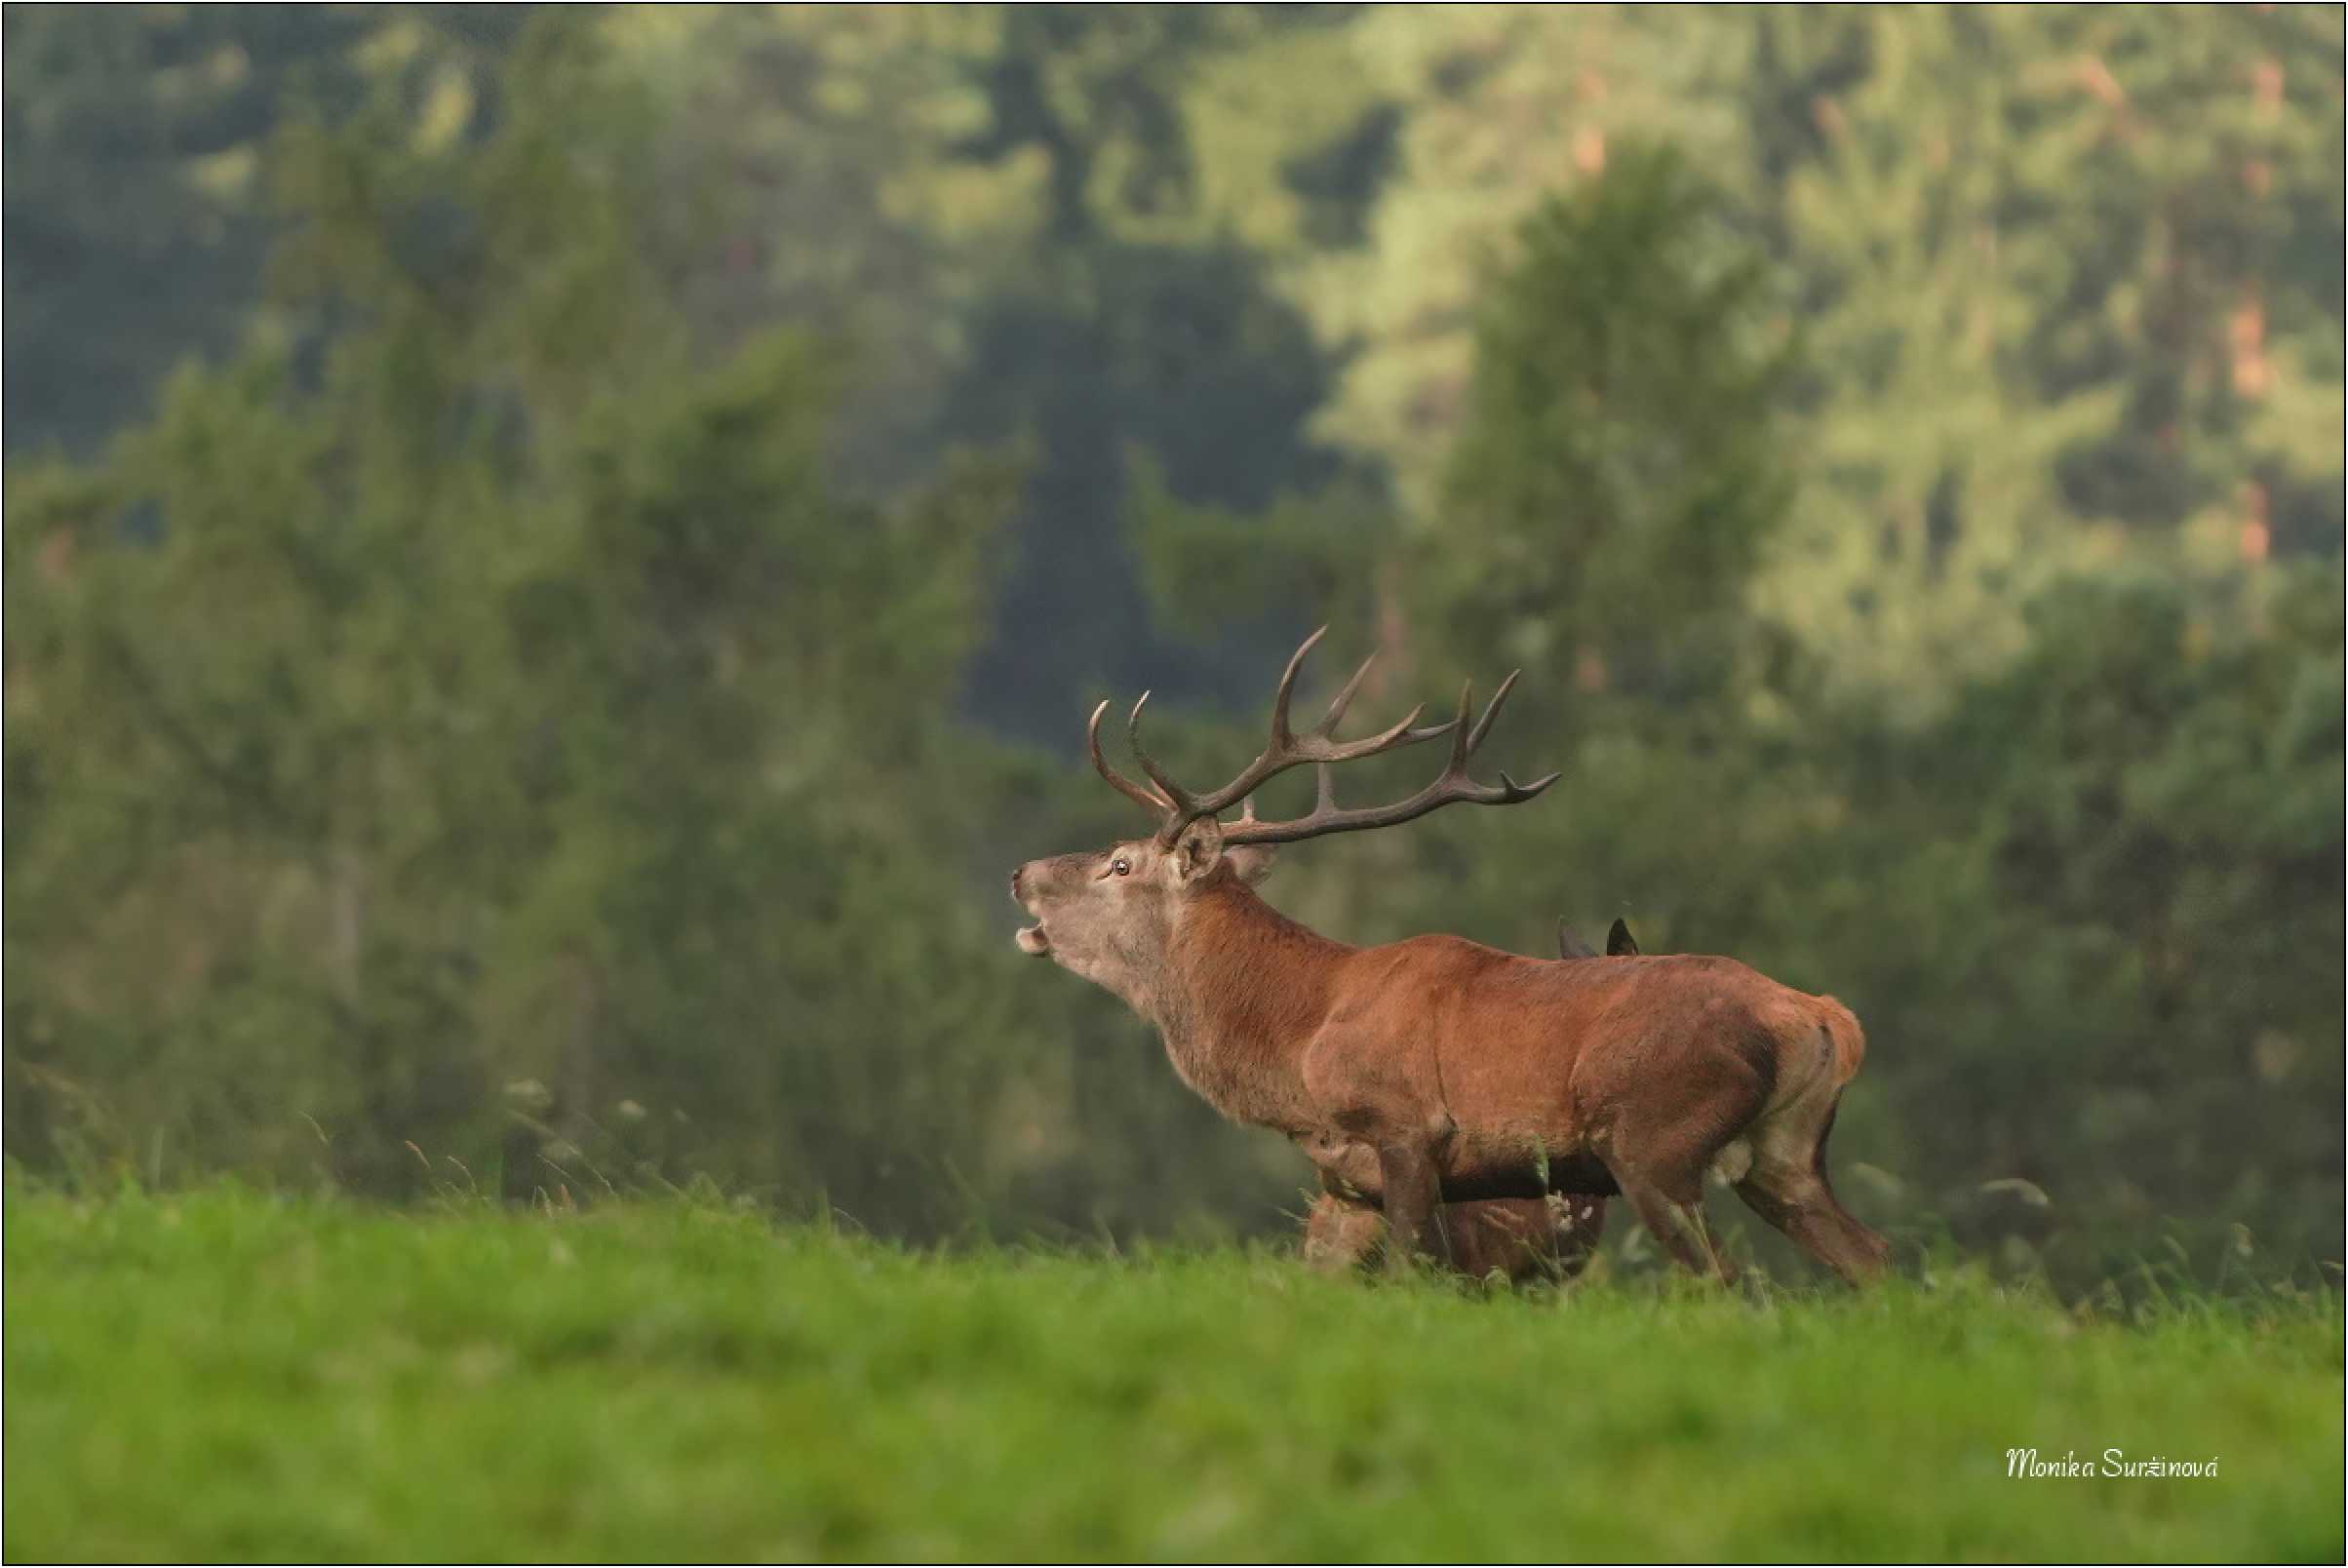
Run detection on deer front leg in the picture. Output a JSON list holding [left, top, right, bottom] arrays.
[[1377, 1140, 1451, 1274]]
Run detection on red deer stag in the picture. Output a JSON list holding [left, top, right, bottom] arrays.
[[1010, 629, 1888, 1283]]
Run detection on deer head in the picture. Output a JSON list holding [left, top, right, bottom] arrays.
[[1010, 627, 1557, 1008]]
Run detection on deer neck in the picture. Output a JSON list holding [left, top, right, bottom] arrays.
[[1142, 876, 1347, 1129]]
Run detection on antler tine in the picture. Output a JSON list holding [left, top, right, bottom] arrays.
[[1266, 625, 1328, 747], [1125, 691, 1202, 823], [1219, 662, 1558, 848], [1312, 649, 1377, 738], [1135, 627, 1456, 847], [1443, 680, 1475, 775], [1313, 699, 1438, 764], [1089, 699, 1171, 816], [1264, 628, 1443, 764], [1466, 669, 1522, 756], [1300, 632, 1468, 761]]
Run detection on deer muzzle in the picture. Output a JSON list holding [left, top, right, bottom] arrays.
[[1009, 864, 1051, 956]]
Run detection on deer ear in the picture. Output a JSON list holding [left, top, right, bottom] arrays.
[[1606, 918, 1640, 957], [1170, 818, 1226, 882], [1558, 920, 1598, 960], [1224, 843, 1277, 885]]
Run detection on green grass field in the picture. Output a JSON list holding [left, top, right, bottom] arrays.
[[6, 1187, 2340, 1563]]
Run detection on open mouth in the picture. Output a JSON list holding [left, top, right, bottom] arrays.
[[1014, 922, 1051, 956]]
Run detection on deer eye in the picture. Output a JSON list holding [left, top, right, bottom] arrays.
[[1111, 857, 1132, 877]]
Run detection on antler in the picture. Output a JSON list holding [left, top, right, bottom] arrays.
[[1123, 626, 1456, 848], [1218, 670, 1559, 846], [1083, 625, 1555, 850], [1088, 699, 1171, 815]]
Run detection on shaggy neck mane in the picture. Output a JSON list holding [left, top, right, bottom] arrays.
[[1148, 873, 1349, 1127]]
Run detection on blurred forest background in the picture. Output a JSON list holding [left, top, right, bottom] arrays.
[[5, 6, 2341, 1287]]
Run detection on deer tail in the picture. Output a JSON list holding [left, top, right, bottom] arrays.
[[1816, 996, 1867, 1085]]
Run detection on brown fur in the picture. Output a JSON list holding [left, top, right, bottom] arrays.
[[1012, 821, 1889, 1284], [1307, 918, 1621, 1281]]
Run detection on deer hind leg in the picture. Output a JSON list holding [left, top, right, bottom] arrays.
[[1597, 1057, 1770, 1283], [1732, 1099, 1890, 1286], [1608, 1156, 1736, 1282], [1599, 1100, 1744, 1281]]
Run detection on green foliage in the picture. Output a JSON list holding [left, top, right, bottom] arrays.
[[1741, 8, 2347, 698], [9, 1188, 2341, 1561], [1127, 454, 1394, 642], [1221, 8, 2346, 701], [944, 232, 1348, 739], [1258, 8, 1756, 518], [1, 6, 527, 453], [6, 21, 1021, 1225], [1863, 566, 2346, 1270], [1436, 143, 1798, 703]]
